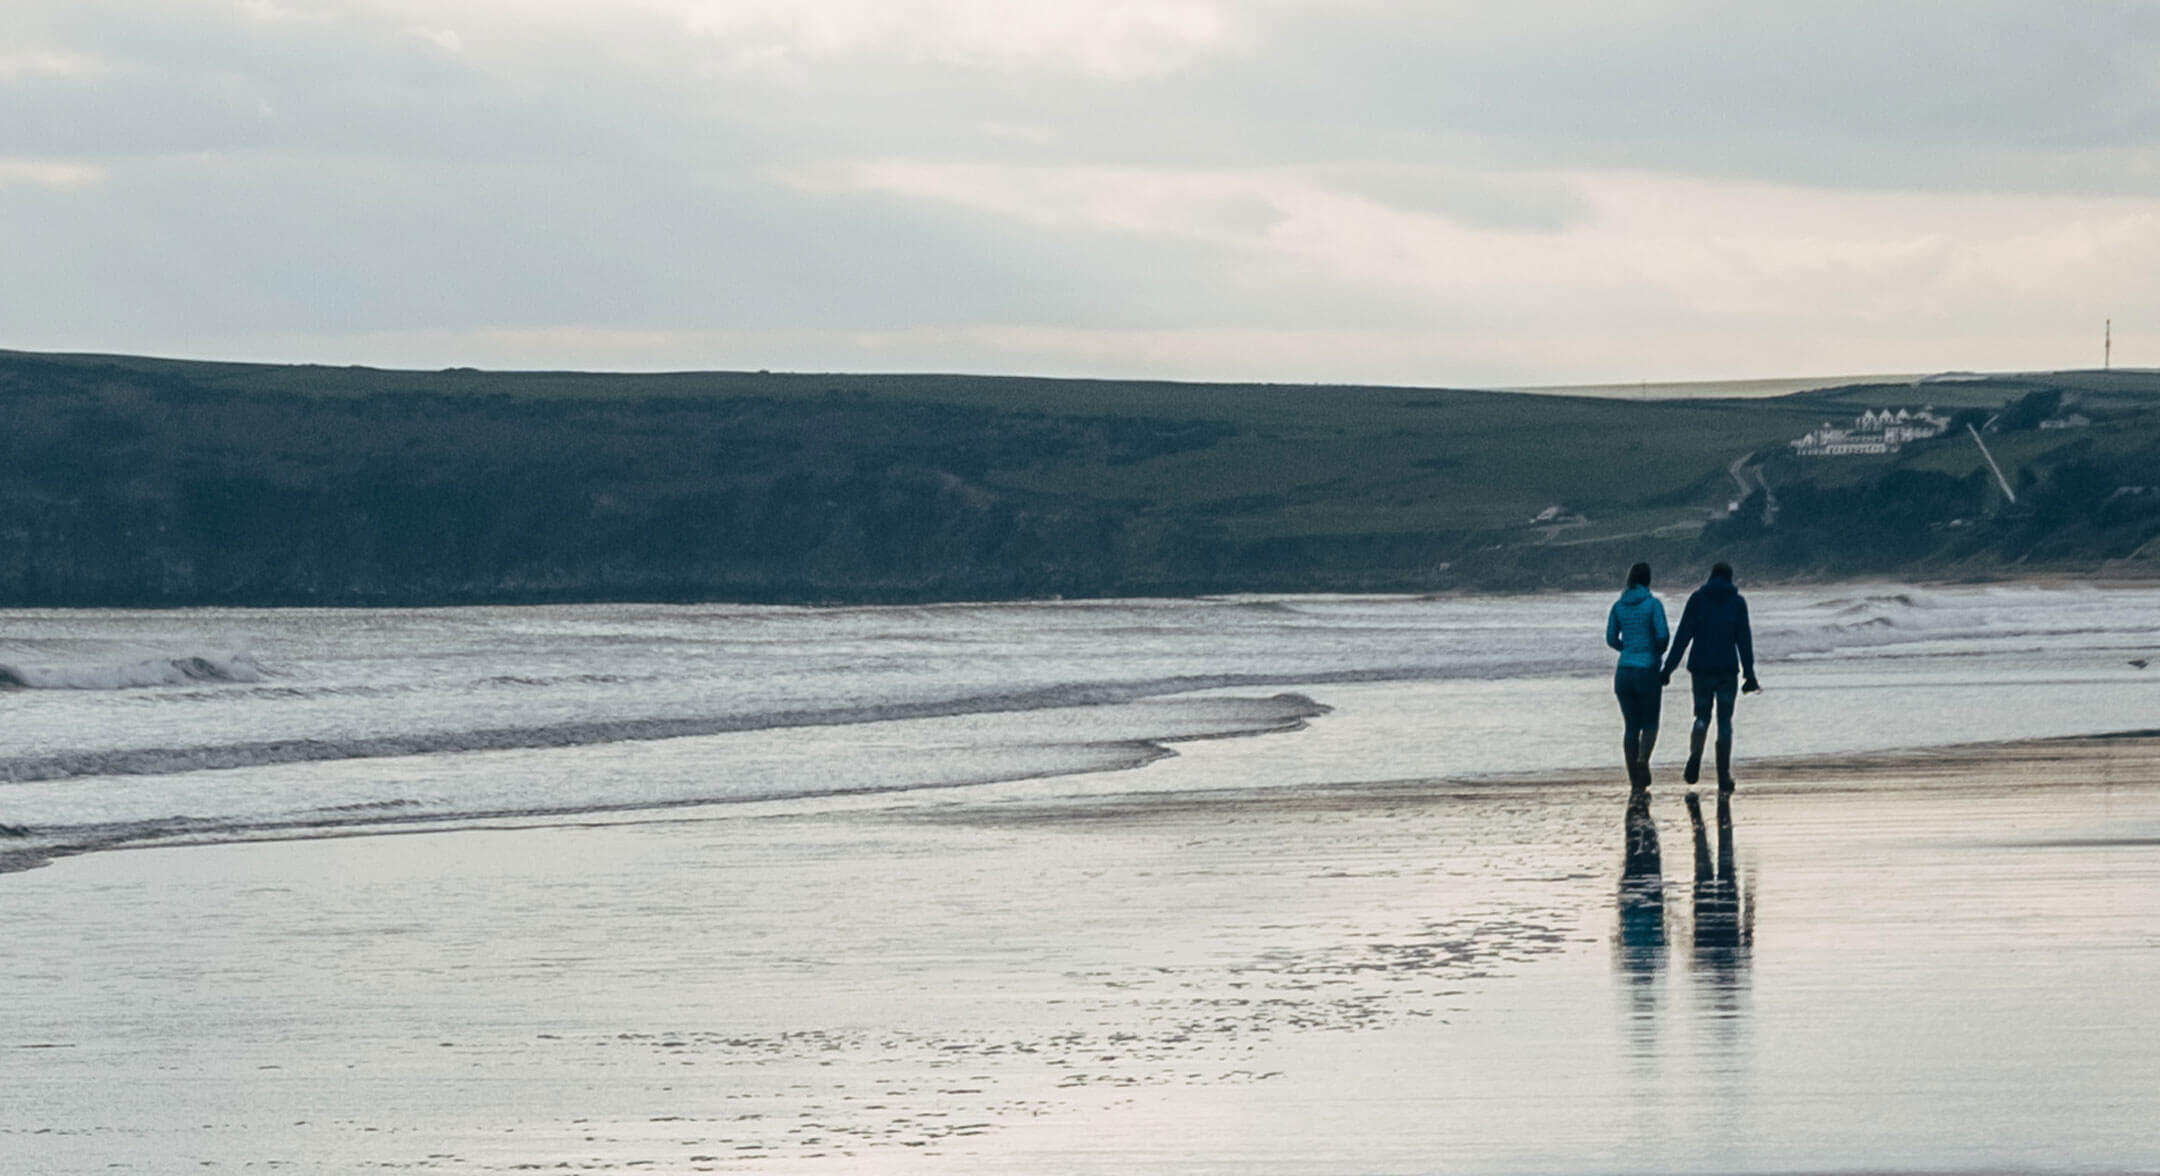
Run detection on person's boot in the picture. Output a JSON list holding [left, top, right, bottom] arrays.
[[1637, 731, 1657, 790], [1716, 740, 1735, 793], [1684, 726, 1706, 785]]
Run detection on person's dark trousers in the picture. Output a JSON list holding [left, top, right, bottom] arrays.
[[1688, 669, 1739, 789], [1614, 666, 1662, 789]]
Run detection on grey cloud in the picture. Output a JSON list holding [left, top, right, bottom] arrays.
[[1328, 165, 1587, 232], [0, 1, 1442, 347], [1220, 1, 2160, 191], [6, 2, 766, 168], [1, 145, 1418, 344], [645, 3, 2160, 195], [31, 2, 2152, 181], [5, 0, 2155, 377]]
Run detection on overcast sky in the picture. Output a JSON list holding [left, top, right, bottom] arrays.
[[5, 0, 2158, 385]]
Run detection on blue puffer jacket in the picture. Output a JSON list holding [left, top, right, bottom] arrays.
[[1662, 573, 1756, 676], [1605, 584, 1670, 670]]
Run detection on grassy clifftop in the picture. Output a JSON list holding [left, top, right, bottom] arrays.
[[3, 349, 2156, 604]]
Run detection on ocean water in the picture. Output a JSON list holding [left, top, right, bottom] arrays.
[[1499, 373, 1920, 399], [5, 584, 2159, 871]]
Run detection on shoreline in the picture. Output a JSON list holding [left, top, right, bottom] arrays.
[[6, 718, 2155, 880], [2, 568, 2158, 613]]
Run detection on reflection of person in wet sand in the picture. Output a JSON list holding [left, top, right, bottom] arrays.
[[1617, 784, 1667, 959], [1615, 786, 1669, 1039], [1684, 790, 1753, 979]]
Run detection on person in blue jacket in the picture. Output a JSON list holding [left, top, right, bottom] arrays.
[[1605, 561, 1669, 791], [1660, 562, 1761, 792]]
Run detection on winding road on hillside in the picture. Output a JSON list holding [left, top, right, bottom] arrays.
[[1729, 454, 1780, 524]]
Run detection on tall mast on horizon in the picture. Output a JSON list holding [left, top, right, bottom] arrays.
[[2106, 318, 2112, 370]]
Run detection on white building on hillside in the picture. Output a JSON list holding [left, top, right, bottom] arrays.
[[1791, 407, 1951, 457]]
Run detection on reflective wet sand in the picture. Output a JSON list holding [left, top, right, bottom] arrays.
[[4, 731, 2158, 1173]]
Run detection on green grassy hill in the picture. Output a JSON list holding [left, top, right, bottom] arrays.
[[3, 349, 2156, 604]]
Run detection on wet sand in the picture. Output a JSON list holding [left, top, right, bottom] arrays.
[[4, 731, 2159, 1173]]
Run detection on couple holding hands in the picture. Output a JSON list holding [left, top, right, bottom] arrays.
[[1605, 561, 1760, 793]]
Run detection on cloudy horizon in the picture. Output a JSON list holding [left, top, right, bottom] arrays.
[[5, 0, 2157, 386]]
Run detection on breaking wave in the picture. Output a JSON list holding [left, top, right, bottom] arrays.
[[0, 654, 264, 691]]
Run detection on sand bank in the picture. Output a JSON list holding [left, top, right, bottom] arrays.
[[3, 729, 2159, 1174]]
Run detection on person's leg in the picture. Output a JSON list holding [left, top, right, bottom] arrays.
[[1638, 670, 1661, 786], [1616, 669, 1649, 788], [1685, 671, 1713, 784]]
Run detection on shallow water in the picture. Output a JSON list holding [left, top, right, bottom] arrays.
[[6, 585, 2160, 868]]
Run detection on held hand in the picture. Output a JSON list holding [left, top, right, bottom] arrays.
[[1658, 669, 1672, 688], [1742, 675, 1761, 694]]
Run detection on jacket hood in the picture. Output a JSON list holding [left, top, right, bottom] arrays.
[[1619, 584, 1653, 604], [1697, 575, 1737, 601]]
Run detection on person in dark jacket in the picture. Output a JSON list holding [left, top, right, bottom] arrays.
[[1660, 562, 1760, 792], [1605, 561, 1669, 791]]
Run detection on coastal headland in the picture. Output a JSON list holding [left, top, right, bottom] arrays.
[[5, 350, 2156, 604]]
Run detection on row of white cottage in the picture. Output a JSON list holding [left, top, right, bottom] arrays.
[[1790, 407, 1952, 456]]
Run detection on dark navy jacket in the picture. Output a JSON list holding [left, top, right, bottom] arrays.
[[1662, 574, 1756, 677]]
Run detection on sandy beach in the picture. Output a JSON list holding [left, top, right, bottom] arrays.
[[5, 713, 2158, 1174]]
